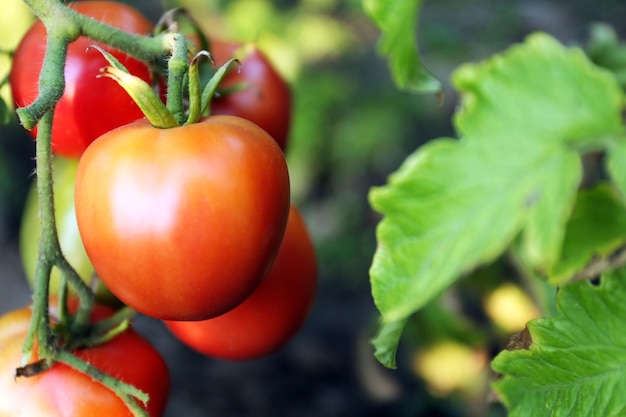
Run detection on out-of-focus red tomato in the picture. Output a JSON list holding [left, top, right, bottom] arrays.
[[10, 1, 155, 158], [165, 205, 317, 360]]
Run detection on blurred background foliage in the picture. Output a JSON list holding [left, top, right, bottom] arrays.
[[1, 1, 626, 416]]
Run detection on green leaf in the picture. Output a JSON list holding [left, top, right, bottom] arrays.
[[549, 184, 626, 284], [371, 317, 407, 369], [363, 0, 441, 94], [453, 33, 624, 150], [607, 140, 626, 197], [586, 23, 626, 89], [492, 269, 626, 417], [369, 33, 624, 359], [370, 139, 577, 323]]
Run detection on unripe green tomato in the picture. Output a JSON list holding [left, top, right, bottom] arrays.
[[0, 0, 33, 108], [0, 0, 33, 52], [19, 156, 117, 304]]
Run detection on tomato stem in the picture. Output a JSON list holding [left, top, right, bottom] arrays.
[[17, 0, 173, 131], [70, 7, 166, 63], [154, 8, 210, 54], [14, 3, 163, 416], [54, 349, 150, 417], [15, 358, 53, 378], [14, 28, 70, 131], [166, 32, 190, 124], [22, 110, 55, 366], [86, 307, 136, 346], [23, 107, 95, 357], [57, 255, 96, 331], [57, 275, 70, 324]]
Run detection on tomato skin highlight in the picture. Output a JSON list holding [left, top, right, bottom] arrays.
[[165, 205, 317, 361], [0, 305, 170, 417], [10, 1, 154, 158], [210, 40, 292, 151], [74, 115, 291, 321]]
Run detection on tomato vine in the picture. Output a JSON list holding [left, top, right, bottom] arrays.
[[7, 0, 306, 413], [12, 1, 188, 415]]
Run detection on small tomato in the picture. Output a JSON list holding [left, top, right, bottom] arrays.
[[210, 40, 292, 151]]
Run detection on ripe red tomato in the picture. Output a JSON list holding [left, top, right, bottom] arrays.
[[209, 40, 292, 151], [10, 1, 155, 158], [74, 115, 290, 321], [0, 304, 170, 417], [165, 205, 317, 361]]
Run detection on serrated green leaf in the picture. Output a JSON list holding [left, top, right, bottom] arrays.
[[369, 34, 625, 362], [363, 0, 441, 94], [453, 33, 624, 151], [549, 184, 626, 284], [370, 33, 623, 325], [370, 137, 581, 323], [371, 317, 407, 369], [492, 269, 626, 417]]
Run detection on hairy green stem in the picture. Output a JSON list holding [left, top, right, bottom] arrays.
[[17, 0, 172, 131], [64, 307, 136, 351], [23, 0, 165, 61], [166, 33, 190, 124], [57, 255, 95, 332], [89, 307, 136, 337], [15, 27, 70, 131], [72, 11, 167, 63], [13, 1, 170, 416], [24, 108, 95, 360], [22, 111, 56, 365], [55, 350, 150, 417]]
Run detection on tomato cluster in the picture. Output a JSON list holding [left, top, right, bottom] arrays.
[[8, 1, 317, 415]]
